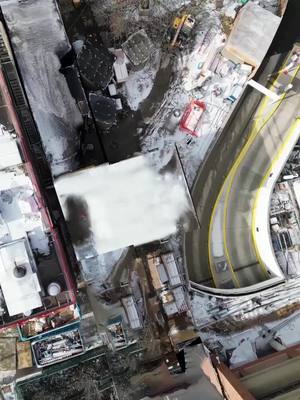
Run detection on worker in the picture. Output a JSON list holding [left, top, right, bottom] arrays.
[[283, 52, 300, 74]]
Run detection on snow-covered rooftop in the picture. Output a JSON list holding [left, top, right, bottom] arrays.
[[0, 238, 42, 316], [223, 2, 281, 68], [1, 0, 82, 177], [0, 166, 49, 255], [0, 127, 54, 320], [55, 153, 195, 254], [0, 127, 21, 170]]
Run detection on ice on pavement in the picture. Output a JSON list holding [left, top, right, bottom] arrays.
[[2, 0, 82, 177], [55, 155, 192, 254]]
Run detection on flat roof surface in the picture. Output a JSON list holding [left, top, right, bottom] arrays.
[[55, 153, 195, 254], [223, 2, 281, 67], [0, 337, 16, 377], [122, 29, 154, 66], [0, 127, 22, 170], [0, 239, 42, 316], [0, 167, 50, 255], [0, 131, 49, 317]]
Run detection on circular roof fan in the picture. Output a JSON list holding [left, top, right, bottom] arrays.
[[13, 264, 27, 279]]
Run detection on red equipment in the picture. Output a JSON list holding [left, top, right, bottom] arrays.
[[180, 100, 206, 137]]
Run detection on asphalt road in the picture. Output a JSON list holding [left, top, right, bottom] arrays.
[[184, 53, 290, 289], [213, 52, 300, 289]]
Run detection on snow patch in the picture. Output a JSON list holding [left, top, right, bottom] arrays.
[[123, 50, 161, 111], [55, 155, 192, 254], [2, 0, 82, 177], [229, 339, 257, 368]]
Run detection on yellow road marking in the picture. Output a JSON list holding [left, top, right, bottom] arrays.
[[222, 93, 286, 280], [208, 80, 285, 287], [251, 118, 300, 273], [222, 63, 300, 281], [223, 100, 282, 281], [208, 54, 297, 288]]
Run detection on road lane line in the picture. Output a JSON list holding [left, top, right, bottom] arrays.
[[251, 118, 300, 276], [209, 84, 285, 287], [222, 63, 300, 281], [208, 54, 296, 288], [222, 93, 285, 280], [208, 94, 277, 288]]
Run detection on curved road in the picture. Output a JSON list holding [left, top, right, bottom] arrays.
[[185, 49, 300, 292]]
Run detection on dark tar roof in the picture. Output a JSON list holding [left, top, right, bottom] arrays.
[[89, 92, 117, 129], [77, 41, 115, 90], [122, 29, 154, 67]]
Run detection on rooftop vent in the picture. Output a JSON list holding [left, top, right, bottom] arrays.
[[13, 264, 27, 278]]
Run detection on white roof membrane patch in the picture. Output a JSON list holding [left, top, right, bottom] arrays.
[[55, 154, 193, 254]]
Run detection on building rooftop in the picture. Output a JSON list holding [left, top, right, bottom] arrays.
[[122, 29, 154, 67], [0, 111, 75, 328], [77, 41, 115, 91], [0, 238, 42, 316], [0, 130, 22, 170], [54, 153, 196, 255]]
